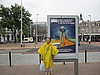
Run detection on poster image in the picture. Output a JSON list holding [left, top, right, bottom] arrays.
[[50, 18, 76, 53]]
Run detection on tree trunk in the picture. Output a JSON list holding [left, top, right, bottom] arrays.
[[3, 35, 6, 43], [18, 31, 21, 42], [14, 28, 17, 43], [0, 34, 1, 43]]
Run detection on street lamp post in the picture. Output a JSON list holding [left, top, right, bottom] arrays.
[[89, 15, 91, 43], [21, 0, 23, 47], [0, 17, 2, 43], [36, 14, 38, 44]]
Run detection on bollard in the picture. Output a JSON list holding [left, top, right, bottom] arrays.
[[21, 44, 23, 47], [9, 51, 12, 67], [63, 62, 65, 65], [85, 50, 87, 63], [23, 43, 25, 47], [34, 43, 36, 47]]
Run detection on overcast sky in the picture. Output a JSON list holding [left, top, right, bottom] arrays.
[[0, 0, 100, 22]]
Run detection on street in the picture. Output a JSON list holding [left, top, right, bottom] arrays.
[[0, 43, 100, 54], [0, 42, 100, 66], [79, 43, 100, 51]]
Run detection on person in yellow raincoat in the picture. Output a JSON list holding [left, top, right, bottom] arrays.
[[38, 37, 59, 75]]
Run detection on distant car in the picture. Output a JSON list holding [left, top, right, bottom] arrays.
[[23, 37, 33, 43]]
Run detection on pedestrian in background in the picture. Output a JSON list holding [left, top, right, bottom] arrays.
[[38, 37, 59, 75], [88, 39, 91, 44]]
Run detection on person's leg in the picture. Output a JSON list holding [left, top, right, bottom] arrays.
[[45, 69, 49, 75], [48, 68, 52, 75], [45, 68, 52, 75]]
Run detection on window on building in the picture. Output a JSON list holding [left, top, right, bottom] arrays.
[[86, 23, 88, 26], [11, 34, 13, 40], [98, 24, 100, 26], [92, 24, 95, 26], [98, 29, 100, 32], [82, 28, 84, 32], [86, 28, 88, 32], [93, 28, 96, 32], [96, 23, 100, 26]]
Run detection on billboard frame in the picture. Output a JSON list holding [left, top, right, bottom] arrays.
[[47, 15, 79, 59]]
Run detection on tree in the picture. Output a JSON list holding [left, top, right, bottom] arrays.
[[0, 4, 10, 42], [10, 4, 32, 42], [0, 4, 32, 43]]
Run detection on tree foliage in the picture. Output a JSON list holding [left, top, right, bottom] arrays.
[[0, 4, 32, 43]]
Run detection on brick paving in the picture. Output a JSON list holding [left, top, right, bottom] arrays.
[[0, 62, 100, 75]]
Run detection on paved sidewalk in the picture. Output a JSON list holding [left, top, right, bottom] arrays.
[[0, 42, 44, 50], [80, 42, 100, 47], [0, 62, 100, 75], [0, 52, 100, 65]]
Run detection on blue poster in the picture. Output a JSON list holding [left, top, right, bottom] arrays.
[[50, 18, 76, 53]]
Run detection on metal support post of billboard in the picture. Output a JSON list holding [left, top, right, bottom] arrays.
[[54, 59, 78, 75]]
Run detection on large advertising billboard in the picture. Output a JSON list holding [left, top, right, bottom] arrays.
[[47, 15, 78, 58]]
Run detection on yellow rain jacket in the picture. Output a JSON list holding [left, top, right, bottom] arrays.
[[38, 42, 59, 69]]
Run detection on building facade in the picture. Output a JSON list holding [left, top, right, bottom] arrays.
[[31, 22, 47, 42], [1, 19, 100, 43], [79, 20, 100, 42], [0, 28, 15, 43]]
